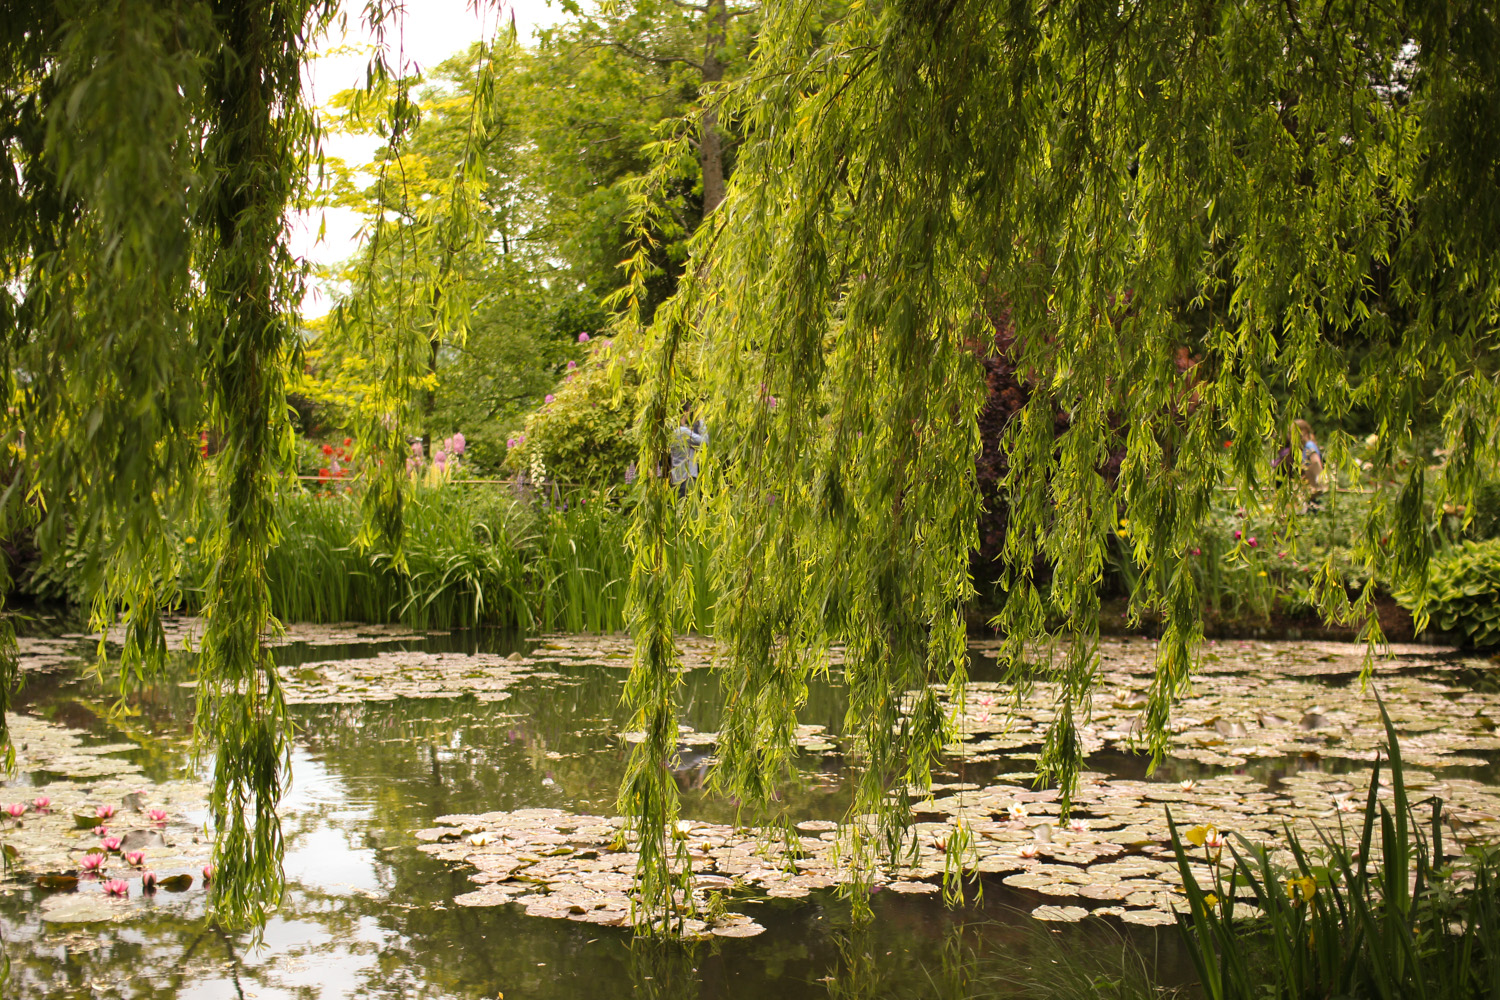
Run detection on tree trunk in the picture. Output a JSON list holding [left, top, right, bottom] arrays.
[[699, 0, 728, 215]]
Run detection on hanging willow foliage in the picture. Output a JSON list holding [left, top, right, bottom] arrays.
[[1, 0, 344, 927], [619, 0, 1500, 922]]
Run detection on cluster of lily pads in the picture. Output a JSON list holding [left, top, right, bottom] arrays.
[[1, 711, 214, 923], [414, 635, 1500, 935]]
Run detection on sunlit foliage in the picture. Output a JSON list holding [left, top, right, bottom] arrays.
[[618, 0, 1500, 921]]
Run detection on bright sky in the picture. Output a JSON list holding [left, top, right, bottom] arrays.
[[292, 0, 568, 317]]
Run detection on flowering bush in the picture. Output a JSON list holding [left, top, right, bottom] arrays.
[[504, 337, 635, 488], [408, 431, 468, 484]]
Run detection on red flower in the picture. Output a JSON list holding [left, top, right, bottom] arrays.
[[322, 444, 334, 456], [343, 437, 352, 447], [318, 467, 330, 480]]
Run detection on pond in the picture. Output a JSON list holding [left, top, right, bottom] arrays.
[[2, 618, 1495, 999]]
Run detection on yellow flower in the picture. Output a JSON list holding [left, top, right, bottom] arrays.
[[1285, 876, 1317, 903], [1202, 893, 1220, 908], [184, 536, 196, 545], [1257, 570, 1267, 577]]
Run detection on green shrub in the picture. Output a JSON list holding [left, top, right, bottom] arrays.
[[1400, 539, 1500, 647], [504, 342, 636, 488]]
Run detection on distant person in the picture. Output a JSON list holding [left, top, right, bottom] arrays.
[[1294, 419, 1326, 508], [669, 409, 707, 497]]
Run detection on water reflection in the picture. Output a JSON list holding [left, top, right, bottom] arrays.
[[2, 626, 1201, 998]]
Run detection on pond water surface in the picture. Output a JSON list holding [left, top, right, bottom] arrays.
[[4, 620, 1487, 999]]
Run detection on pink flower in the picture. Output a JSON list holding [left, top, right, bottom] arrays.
[[93, 826, 110, 837], [102, 879, 129, 898], [100, 836, 123, 853], [125, 851, 146, 867], [1204, 829, 1227, 851], [81, 853, 106, 873], [202, 864, 215, 882], [33, 796, 50, 811], [1248, 536, 1258, 547], [147, 809, 168, 824], [434, 450, 446, 465], [1017, 843, 1040, 859], [565, 374, 574, 382], [451, 432, 465, 454], [567, 360, 576, 370], [602, 339, 612, 349], [96, 805, 115, 820], [506, 438, 517, 448], [1067, 819, 1090, 833], [1232, 530, 1242, 540], [141, 870, 158, 891], [4, 802, 24, 818], [544, 394, 555, 404], [577, 332, 590, 343]]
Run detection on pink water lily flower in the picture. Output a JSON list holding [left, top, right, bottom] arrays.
[[80, 853, 106, 873], [202, 864, 215, 882], [1017, 843, 1040, 859], [141, 870, 158, 891], [102, 879, 129, 898], [1067, 819, 1090, 834], [100, 836, 122, 853], [96, 805, 116, 820], [3, 802, 24, 818], [93, 825, 110, 837], [147, 809, 168, 824], [32, 796, 50, 811], [125, 851, 146, 867], [1204, 829, 1227, 851]]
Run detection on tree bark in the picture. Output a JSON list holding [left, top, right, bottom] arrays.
[[699, 0, 728, 214]]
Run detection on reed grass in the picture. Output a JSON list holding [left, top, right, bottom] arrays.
[[181, 484, 711, 634], [1172, 693, 1500, 999]]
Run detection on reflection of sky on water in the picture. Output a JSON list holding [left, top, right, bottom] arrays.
[[0, 627, 1205, 999]]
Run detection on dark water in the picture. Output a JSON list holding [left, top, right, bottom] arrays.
[[1, 626, 1199, 999]]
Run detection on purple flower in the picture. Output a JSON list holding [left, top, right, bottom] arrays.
[[507, 438, 517, 448], [567, 360, 576, 370], [545, 394, 555, 404], [578, 332, 590, 343], [452, 432, 465, 454]]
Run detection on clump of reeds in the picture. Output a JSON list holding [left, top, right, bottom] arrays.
[[180, 484, 713, 634], [1172, 694, 1500, 999]]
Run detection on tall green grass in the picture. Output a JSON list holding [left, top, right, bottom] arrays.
[[182, 485, 714, 634]]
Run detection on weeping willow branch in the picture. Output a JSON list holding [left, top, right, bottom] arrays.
[[619, 0, 1500, 927]]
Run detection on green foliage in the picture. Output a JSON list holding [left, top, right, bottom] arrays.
[[177, 485, 704, 636], [1, 0, 348, 929], [504, 340, 637, 487], [1399, 539, 1500, 648], [1172, 697, 1500, 999], [616, 0, 1500, 927]]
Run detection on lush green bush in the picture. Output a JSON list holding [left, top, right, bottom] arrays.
[[1400, 539, 1500, 648], [503, 338, 637, 488]]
